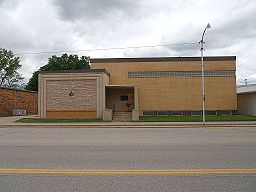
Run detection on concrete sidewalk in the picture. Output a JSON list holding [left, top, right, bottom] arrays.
[[1, 115, 256, 128], [0, 115, 38, 125]]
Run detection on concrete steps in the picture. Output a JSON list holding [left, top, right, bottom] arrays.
[[113, 112, 132, 122]]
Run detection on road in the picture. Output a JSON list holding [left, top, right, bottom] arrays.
[[0, 127, 256, 191]]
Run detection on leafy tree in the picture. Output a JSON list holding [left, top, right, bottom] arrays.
[[26, 54, 90, 91], [0, 48, 24, 88]]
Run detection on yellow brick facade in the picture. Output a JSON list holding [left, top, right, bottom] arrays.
[[91, 57, 237, 116]]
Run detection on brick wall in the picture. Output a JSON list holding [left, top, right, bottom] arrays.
[[38, 72, 109, 118], [46, 79, 97, 110], [0, 87, 38, 117], [91, 58, 237, 115]]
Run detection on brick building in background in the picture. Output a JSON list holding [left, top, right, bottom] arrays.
[[0, 87, 38, 117]]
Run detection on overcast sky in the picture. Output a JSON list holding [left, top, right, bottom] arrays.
[[0, 0, 255, 85]]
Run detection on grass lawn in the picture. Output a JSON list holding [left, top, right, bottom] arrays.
[[16, 115, 256, 123], [16, 118, 103, 123], [139, 115, 256, 122]]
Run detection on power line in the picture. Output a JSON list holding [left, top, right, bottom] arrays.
[[14, 42, 197, 56]]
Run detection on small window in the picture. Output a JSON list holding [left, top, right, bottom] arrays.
[[206, 110, 217, 115], [219, 110, 232, 115], [143, 111, 155, 116], [172, 111, 183, 116], [157, 111, 168, 116], [120, 95, 128, 101], [232, 110, 237, 115], [192, 111, 202, 116]]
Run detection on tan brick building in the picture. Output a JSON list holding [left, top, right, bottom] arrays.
[[38, 56, 237, 120]]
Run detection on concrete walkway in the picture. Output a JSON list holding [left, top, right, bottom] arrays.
[[1, 115, 256, 128], [0, 115, 38, 125]]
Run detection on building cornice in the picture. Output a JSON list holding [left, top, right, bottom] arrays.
[[38, 69, 110, 76], [91, 56, 236, 63]]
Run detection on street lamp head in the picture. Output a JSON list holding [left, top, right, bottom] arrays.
[[200, 23, 211, 43]]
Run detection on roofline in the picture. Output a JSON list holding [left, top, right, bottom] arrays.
[[237, 83, 256, 88], [0, 86, 37, 93], [38, 69, 110, 76], [237, 84, 256, 94], [90, 56, 236, 63], [237, 91, 256, 94]]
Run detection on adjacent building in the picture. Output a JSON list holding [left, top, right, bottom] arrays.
[[0, 87, 38, 117], [237, 84, 256, 116], [38, 56, 237, 120]]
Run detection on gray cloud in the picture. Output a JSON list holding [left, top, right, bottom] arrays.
[[207, 1, 256, 48], [0, 0, 255, 85], [156, 0, 256, 85], [0, 0, 20, 8], [54, 0, 141, 21], [123, 46, 173, 58]]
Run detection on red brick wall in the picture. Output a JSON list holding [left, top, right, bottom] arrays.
[[0, 87, 38, 117]]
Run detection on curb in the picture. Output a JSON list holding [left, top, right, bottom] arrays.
[[1, 123, 256, 128]]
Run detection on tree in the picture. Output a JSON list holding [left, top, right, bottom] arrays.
[[0, 48, 24, 88], [26, 54, 90, 91]]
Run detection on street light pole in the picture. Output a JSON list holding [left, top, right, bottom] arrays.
[[200, 23, 211, 124]]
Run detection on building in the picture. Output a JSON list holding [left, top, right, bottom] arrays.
[[0, 87, 38, 117], [38, 56, 237, 120], [237, 84, 256, 116]]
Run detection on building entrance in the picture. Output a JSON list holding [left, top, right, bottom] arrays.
[[106, 86, 135, 112]]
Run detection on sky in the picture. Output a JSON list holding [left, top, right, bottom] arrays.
[[0, 0, 255, 85]]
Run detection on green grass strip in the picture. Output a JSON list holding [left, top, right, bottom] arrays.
[[139, 115, 256, 122], [16, 115, 256, 123]]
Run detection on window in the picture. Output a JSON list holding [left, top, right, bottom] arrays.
[[232, 110, 237, 115], [172, 111, 183, 116], [128, 70, 235, 78], [192, 111, 202, 116], [219, 110, 232, 115], [157, 111, 168, 116], [143, 111, 156, 116], [120, 95, 128, 101], [206, 110, 217, 115]]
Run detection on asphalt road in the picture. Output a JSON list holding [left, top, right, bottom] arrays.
[[0, 127, 256, 191]]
